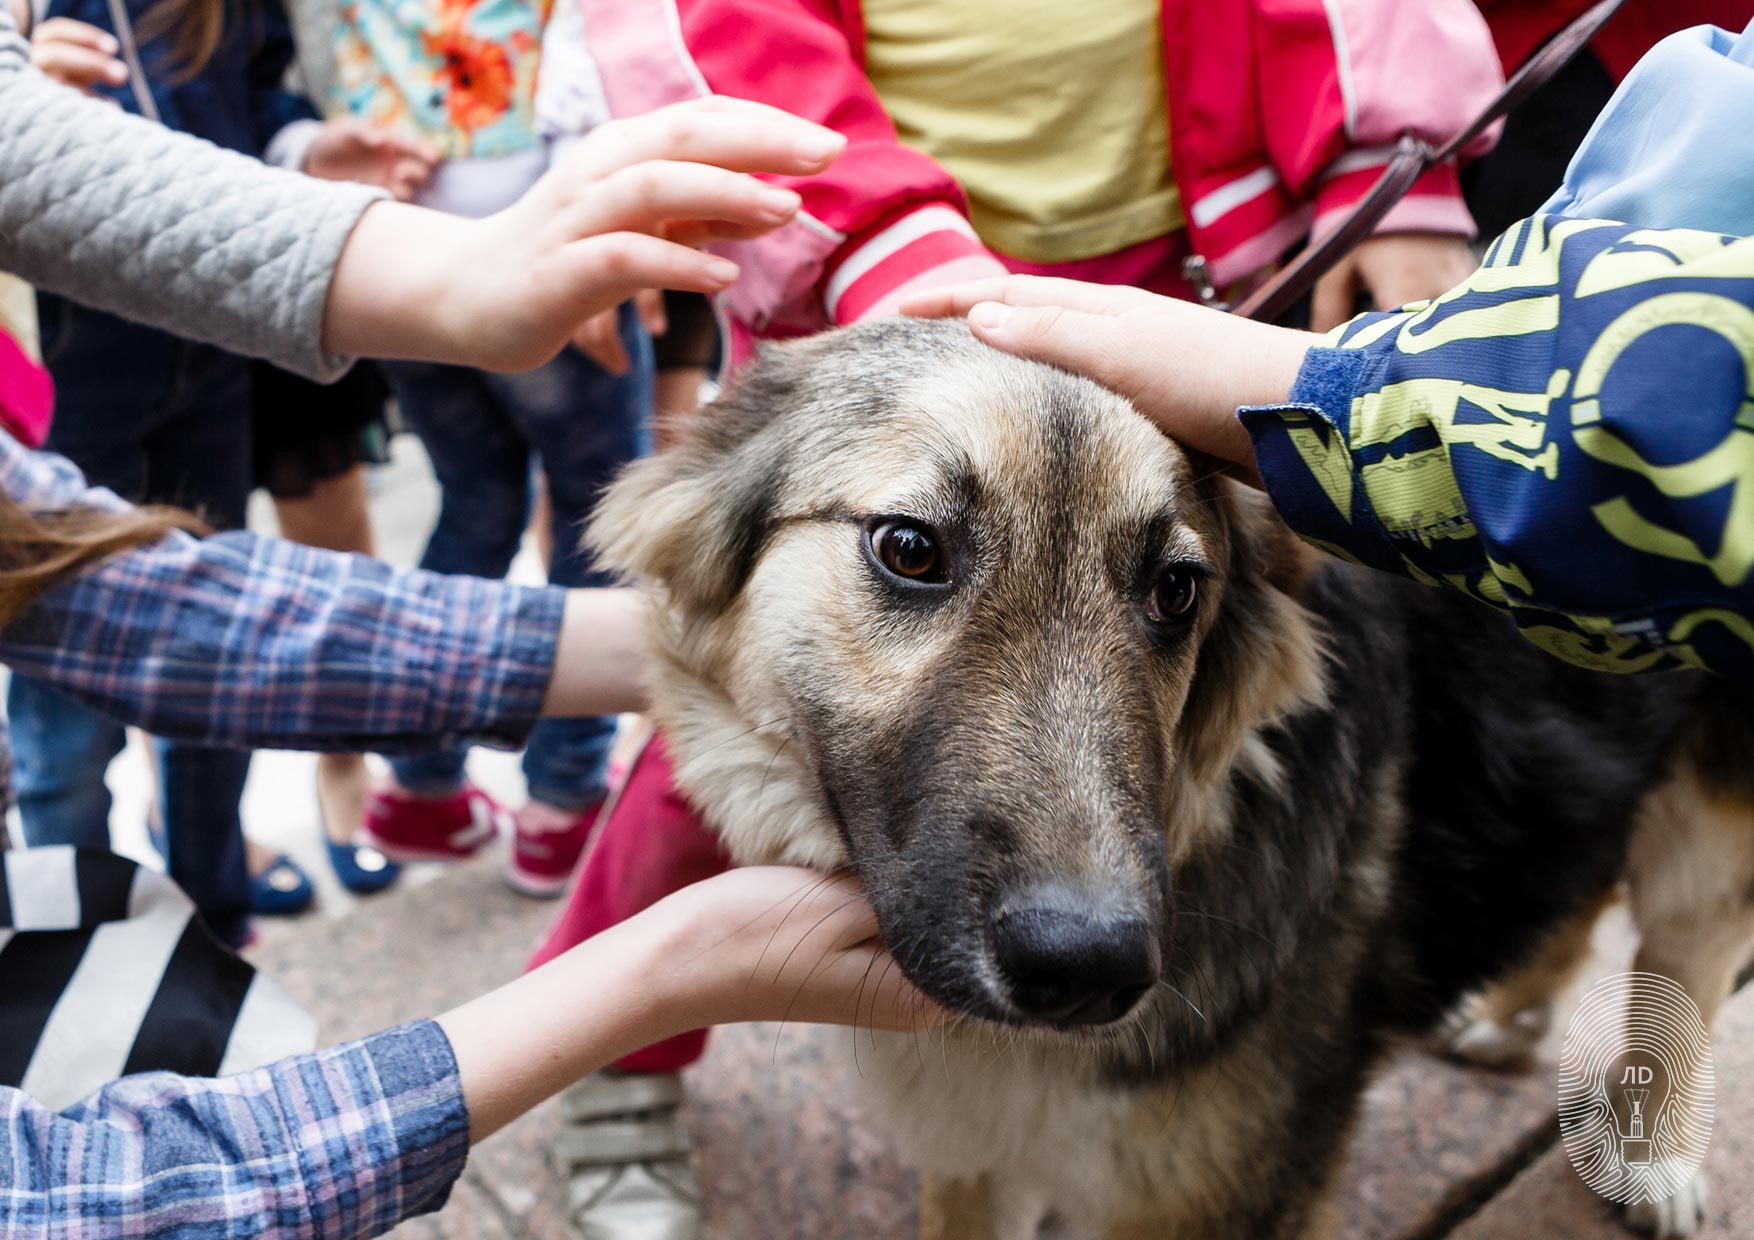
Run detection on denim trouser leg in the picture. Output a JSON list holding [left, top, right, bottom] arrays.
[[8, 677, 126, 850], [141, 346, 255, 945], [491, 311, 652, 810], [16, 299, 255, 941], [384, 308, 651, 809], [156, 738, 253, 946], [383, 363, 530, 797]]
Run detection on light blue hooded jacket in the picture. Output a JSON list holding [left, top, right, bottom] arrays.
[[1540, 21, 1754, 235]]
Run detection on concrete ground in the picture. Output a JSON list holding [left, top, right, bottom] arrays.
[[44, 439, 1754, 1239]]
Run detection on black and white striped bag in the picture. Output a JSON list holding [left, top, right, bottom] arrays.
[[0, 846, 315, 1109]]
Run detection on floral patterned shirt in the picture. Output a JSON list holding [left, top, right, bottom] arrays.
[[331, 0, 549, 159]]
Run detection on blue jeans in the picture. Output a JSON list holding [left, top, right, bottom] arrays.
[[9, 298, 253, 945], [384, 309, 651, 810]]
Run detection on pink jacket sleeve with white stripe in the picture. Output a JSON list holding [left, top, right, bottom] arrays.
[[1258, 0, 1503, 243]]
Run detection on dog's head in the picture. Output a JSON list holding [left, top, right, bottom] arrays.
[[593, 319, 1325, 1032]]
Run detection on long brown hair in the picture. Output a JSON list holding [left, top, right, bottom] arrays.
[[133, 0, 227, 83], [0, 490, 204, 631]]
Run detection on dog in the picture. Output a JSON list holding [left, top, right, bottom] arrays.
[[590, 318, 1754, 1238]]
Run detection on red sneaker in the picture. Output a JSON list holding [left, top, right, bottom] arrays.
[[359, 784, 507, 863], [506, 797, 604, 898]]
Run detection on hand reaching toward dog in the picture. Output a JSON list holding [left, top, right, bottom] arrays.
[[322, 97, 843, 372], [651, 867, 943, 1033], [439, 867, 945, 1142], [902, 276, 1317, 480]]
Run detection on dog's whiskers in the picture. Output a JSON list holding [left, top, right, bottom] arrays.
[[1158, 979, 1207, 1026]]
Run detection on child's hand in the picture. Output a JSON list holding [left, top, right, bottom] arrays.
[[323, 97, 845, 373], [903, 276, 1318, 478], [303, 119, 439, 202], [647, 868, 948, 1034], [572, 289, 667, 376], [30, 17, 126, 96], [1311, 231, 1477, 331], [439, 865, 943, 1143]]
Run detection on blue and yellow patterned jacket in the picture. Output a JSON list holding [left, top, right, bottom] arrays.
[[1244, 217, 1754, 684]]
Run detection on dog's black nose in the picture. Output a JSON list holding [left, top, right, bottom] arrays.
[[990, 887, 1160, 1026]]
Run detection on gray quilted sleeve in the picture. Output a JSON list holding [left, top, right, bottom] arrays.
[[0, 10, 386, 380]]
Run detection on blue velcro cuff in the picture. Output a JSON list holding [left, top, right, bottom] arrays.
[[1237, 348, 1403, 574]]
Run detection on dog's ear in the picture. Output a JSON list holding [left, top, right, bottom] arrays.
[[586, 355, 799, 615], [1218, 475, 1326, 598], [1175, 475, 1329, 787]]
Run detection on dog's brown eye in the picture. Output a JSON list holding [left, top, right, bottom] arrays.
[[871, 520, 943, 582], [1145, 565, 1200, 624]]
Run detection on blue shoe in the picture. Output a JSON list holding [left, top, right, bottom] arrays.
[[326, 837, 401, 895], [249, 854, 315, 916]]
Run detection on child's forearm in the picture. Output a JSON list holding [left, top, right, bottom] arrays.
[[540, 588, 650, 719], [438, 912, 677, 1143], [0, 17, 383, 380], [320, 202, 472, 364]]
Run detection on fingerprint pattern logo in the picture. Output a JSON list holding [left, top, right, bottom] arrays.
[[1557, 971, 1714, 1205]]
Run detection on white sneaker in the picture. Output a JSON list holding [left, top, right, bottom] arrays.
[[558, 1070, 701, 1240]]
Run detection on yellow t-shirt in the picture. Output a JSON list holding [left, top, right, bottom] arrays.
[[0, 274, 38, 363], [861, 0, 1181, 265]]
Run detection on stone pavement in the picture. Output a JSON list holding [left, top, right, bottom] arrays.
[[249, 852, 1752, 1240]]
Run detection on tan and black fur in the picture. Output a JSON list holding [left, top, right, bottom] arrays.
[[590, 319, 1754, 1238]]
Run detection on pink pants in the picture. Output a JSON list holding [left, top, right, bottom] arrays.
[[526, 735, 730, 1072]]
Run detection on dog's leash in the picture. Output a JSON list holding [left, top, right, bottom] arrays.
[[1226, 0, 1630, 324], [103, 0, 163, 124]]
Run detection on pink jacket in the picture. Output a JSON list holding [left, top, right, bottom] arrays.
[[577, 0, 1504, 333], [0, 330, 51, 449]]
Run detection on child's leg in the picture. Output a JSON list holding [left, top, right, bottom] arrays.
[[550, 745, 722, 1236], [156, 739, 253, 946], [9, 300, 157, 851], [529, 735, 731, 1072], [141, 346, 257, 945], [379, 361, 530, 798], [490, 312, 652, 813], [7, 678, 127, 850], [483, 317, 651, 896]]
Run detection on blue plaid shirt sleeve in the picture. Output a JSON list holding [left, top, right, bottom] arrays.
[[0, 431, 568, 753], [0, 1020, 470, 1238]]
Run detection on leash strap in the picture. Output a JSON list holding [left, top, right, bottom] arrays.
[[1232, 0, 1630, 323], [103, 0, 162, 125]]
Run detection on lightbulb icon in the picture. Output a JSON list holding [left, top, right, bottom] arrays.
[[1607, 1047, 1670, 1168]]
